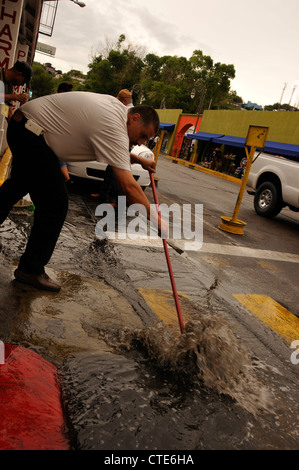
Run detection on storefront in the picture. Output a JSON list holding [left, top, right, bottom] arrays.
[[185, 131, 299, 179]]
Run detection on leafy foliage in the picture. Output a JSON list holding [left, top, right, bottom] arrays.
[[264, 102, 298, 111], [31, 63, 56, 98], [84, 35, 237, 112], [32, 35, 242, 111]]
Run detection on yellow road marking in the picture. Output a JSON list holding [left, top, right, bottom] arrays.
[[138, 288, 192, 335], [139, 289, 299, 344], [234, 294, 299, 344]]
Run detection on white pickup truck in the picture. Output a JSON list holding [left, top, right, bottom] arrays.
[[246, 152, 299, 218]]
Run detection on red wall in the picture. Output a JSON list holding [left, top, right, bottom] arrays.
[[171, 115, 202, 157]]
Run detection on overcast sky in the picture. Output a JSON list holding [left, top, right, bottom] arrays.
[[34, 0, 299, 107]]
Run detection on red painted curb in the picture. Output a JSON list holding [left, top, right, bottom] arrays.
[[0, 345, 70, 450]]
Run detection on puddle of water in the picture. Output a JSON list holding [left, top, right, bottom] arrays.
[[106, 317, 272, 417], [1, 267, 145, 365], [60, 315, 278, 450], [3, 264, 271, 422], [60, 348, 249, 450]]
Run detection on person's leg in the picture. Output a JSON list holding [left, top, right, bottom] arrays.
[[17, 137, 68, 275], [3, 120, 68, 289], [96, 165, 122, 205], [59, 161, 73, 186], [107, 165, 122, 202], [91, 165, 112, 200], [60, 162, 70, 182], [0, 177, 29, 223]]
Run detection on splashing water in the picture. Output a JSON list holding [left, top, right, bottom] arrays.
[[108, 314, 272, 416]]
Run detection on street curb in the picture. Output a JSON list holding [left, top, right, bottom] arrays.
[[161, 154, 242, 185], [0, 344, 70, 450]]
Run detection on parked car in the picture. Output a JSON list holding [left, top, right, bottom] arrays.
[[67, 144, 154, 190], [247, 151, 299, 217]]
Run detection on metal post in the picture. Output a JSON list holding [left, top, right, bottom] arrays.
[[219, 126, 269, 235], [231, 146, 254, 221]]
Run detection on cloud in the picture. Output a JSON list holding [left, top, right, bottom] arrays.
[[125, 4, 182, 51], [34, 0, 299, 106]]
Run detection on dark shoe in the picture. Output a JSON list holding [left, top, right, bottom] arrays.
[[14, 269, 61, 292]]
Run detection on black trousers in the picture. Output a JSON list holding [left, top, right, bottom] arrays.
[[0, 117, 68, 274]]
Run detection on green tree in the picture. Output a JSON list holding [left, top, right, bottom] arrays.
[[264, 102, 298, 111], [55, 71, 86, 91], [142, 53, 163, 81], [140, 54, 194, 109], [85, 35, 237, 112], [228, 90, 243, 105], [189, 50, 235, 110], [85, 34, 143, 96], [31, 62, 56, 98]]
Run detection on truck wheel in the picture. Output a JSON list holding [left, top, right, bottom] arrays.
[[254, 181, 283, 218]]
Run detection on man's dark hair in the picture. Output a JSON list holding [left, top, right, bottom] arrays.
[[13, 61, 33, 87], [57, 82, 73, 93], [129, 105, 160, 135]]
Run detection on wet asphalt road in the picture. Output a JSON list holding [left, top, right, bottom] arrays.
[[1, 157, 299, 451]]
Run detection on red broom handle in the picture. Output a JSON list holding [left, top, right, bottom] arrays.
[[150, 173, 185, 333]]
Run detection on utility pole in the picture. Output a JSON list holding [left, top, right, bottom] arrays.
[[288, 85, 297, 106], [279, 82, 287, 107]]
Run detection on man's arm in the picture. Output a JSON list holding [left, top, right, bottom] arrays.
[[5, 92, 29, 104], [130, 152, 156, 174], [111, 166, 167, 237]]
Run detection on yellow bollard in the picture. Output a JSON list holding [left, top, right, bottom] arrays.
[[219, 126, 269, 235]]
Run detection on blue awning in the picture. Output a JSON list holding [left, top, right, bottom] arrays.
[[212, 135, 246, 147], [185, 131, 299, 159], [159, 123, 175, 131], [214, 136, 299, 158], [263, 141, 299, 158], [186, 131, 225, 141]]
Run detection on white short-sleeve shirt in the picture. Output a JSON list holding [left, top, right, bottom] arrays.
[[21, 92, 131, 170]]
